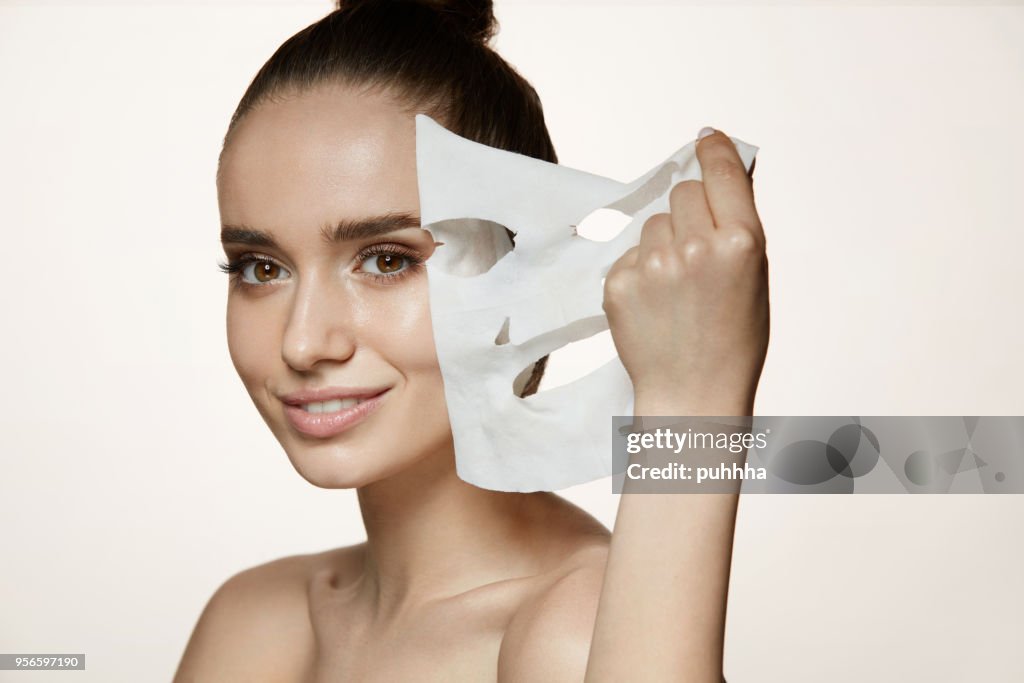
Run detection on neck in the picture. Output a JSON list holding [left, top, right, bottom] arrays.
[[354, 442, 560, 617]]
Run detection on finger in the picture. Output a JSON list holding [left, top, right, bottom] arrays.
[[637, 212, 674, 260], [668, 179, 715, 237], [695, 129, 764, 243]]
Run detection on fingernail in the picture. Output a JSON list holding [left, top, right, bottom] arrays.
[[697, 126, 716, 140]]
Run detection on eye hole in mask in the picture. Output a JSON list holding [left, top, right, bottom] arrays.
[[422, 218, 512, 277], [572, 207, 632, 243]]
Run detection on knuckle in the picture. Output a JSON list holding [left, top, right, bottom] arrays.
[[639, 246, 680, 276], [641, 212, 672, 233], [603, 271, 632, 302], [678, 235, 710, 261], [721, 229, 760, 255]]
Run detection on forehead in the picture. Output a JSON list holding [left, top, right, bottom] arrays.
[[217, 84, 420, 232]]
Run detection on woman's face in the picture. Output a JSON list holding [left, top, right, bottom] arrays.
[[217, 84, 452, 488]]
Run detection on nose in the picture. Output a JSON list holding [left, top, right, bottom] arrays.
[[281, 275, 357, 372]]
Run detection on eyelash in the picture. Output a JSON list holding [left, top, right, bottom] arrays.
[[216, 244, 425, 290], [358, 244, 426, 283]]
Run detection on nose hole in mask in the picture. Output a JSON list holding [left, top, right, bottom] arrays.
[[514, 328, 618, 396], [573, 207, 632, 243]]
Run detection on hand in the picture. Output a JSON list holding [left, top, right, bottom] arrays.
[[602, 127, 769, 413]]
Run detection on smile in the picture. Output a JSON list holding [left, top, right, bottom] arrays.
[[300, 398, 367, 413], [283, 390, 390, 438]]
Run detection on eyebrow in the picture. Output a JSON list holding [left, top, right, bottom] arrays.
[[220, 211, 422, 248]]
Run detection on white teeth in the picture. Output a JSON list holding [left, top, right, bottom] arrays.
[[301, 398, 362, 413]]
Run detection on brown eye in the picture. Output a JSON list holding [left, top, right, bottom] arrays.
[[375, 254, 404, 273], [254, 261, 281, 282], [236, 257, 290, 285], [358, 245, 423, 281]]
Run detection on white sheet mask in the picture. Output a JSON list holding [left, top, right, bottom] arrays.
[[415, 114, 758, 492]]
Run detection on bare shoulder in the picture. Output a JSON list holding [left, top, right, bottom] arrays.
[[497, 542, 609, 683], [173, 546, 362, 683]]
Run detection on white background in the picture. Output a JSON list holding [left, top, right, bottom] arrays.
[[1, 1, 1022, 681]]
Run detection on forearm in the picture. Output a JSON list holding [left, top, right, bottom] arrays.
[[584, 392, 751, 683]]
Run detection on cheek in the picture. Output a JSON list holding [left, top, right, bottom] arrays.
[[226, 296, 280, 393], [354, 277, 442, 374]]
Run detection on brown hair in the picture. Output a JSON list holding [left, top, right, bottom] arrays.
[[221, 0, 553, 396]]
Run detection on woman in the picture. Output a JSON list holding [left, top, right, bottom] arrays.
[[175, 0, 769, 680]]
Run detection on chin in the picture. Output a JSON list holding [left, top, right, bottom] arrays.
[[283, 444, 383, 489], [295, 467, 369, 490], [285, 438, 430, 489]]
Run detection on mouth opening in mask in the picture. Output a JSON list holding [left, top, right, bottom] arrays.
[[513, 328, 618, 397]]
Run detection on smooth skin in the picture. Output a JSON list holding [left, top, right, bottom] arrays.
[[174, 82, 767, 682]]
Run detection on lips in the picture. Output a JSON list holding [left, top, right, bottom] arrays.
[[281, 388, 391, 439], [279, 385, 390, 406]]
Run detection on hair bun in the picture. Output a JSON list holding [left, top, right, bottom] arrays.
[[337, 0, 497, 45], [421, 0, 497, 44]]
